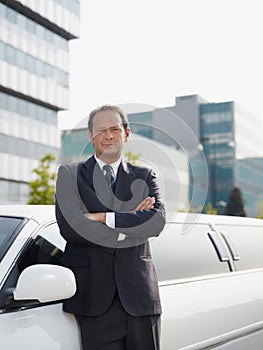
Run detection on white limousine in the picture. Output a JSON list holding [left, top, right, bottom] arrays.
[[0, 205, 263, 349]]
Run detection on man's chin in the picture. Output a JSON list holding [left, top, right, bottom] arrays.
[[100, 148, 121, 162]]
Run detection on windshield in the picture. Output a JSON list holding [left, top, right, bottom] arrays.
[[0, 216, 26, 261]]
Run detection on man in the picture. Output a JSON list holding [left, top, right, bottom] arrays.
[[55, 105, 166, 350]]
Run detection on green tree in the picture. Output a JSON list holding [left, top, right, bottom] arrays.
[[28, 153, 56, 204], [204, 202, 218, 215], [257, 200, 263, 219], [125, 150, 141, 165], [188, 205, 203, 213]]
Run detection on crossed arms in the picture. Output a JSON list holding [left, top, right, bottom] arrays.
[[55, 164, 165, 247], [85, 196, 156, 223]]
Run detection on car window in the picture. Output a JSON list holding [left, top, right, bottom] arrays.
[[0, 223, 66, 312], [18, 223, 66, 273], [217, 223, 263, 271], [0, 216, 26, 262], [151, 222, 231, 282]]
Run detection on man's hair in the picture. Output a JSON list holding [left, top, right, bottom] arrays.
[[88, 105, 129, 132]]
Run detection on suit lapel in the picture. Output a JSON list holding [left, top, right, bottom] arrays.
[[79, 156, 96, 187], [80, 156, 113, 209], [113, 161, 136, 211]]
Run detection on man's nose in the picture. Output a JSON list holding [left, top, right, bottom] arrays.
[[104, 128, 113, 138]]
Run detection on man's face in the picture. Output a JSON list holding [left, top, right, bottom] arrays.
[[88, 110, 130, 163]]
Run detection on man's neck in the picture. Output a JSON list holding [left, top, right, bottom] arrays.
[[94, 155, 121, 175], [95, 153, 121, 165]]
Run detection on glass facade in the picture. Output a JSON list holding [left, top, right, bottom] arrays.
[[0, 0, 79, 203], [236, 158, 263, 216], [61, 129, 94, 164], [0, 2, 70, 109], [128, 109, 208, 213], [128, 97, 263, 217], [200, 102, 236, 212], [234, 104, 263, 159], [18, 0, 80, 38], [200, 101, 263, 217], [127, 112, 154, 139], [188, 153, 209, 211]]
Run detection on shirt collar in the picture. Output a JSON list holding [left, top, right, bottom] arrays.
[[94, 155, 121, 178]]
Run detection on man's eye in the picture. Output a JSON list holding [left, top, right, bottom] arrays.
[[95, 127, 121, 134]]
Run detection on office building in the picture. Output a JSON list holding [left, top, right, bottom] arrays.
[[200, 101, 263, 216], [0, 0, 80, 203], [128, 95, 263, 217]]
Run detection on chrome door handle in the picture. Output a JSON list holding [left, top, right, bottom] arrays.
[[207, 232, 229, 262], [220, 231, 240, 261]]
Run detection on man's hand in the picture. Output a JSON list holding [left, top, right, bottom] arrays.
[[84, 212, 106, 224], [135, 197, 155, 210]]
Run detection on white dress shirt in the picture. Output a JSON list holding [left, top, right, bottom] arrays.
[[94, 155, 126, 241]]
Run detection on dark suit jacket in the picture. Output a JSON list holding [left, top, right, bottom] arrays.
[[55, 156, 165, 317]]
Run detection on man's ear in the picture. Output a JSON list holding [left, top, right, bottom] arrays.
[[124, 128, 131, 142], [88, 130, 94, 144]]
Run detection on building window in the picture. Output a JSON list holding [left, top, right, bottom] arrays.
[[0, 41, 4, 60], [6, 7, 17, 24]]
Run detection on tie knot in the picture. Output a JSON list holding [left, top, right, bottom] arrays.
[[103, 164, 114, 175], [103, 164, 115, 186]]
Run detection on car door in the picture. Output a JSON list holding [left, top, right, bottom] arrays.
[[0, 221, 81, 350]]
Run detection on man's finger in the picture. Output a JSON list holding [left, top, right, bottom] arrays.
[[135, 197, 149, 210], [135, 197, 155, 210]]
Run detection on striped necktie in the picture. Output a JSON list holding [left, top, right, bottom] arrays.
[[103, 164, 115, 187]]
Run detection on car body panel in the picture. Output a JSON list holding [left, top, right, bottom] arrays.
[[0, 304, 80, 350], [160, 270, 263, 349]]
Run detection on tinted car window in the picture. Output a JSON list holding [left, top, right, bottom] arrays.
[[19, 223, 66, 272], [218, 223, 263, 271], [151, 222, 231, 281], [0, 216, 25, 261], [0, 223, 66, 311]]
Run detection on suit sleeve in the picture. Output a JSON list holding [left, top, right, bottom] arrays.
[[55, 165, 119, 247], [114, 169, 166, 238]]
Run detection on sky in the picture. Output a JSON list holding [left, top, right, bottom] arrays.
[[58, 0, 263, 130]]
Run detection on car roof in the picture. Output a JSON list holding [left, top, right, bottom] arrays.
[[0, 205, 55, 224], [166, 211, 263, 226], [0, 205, 262, 227]]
